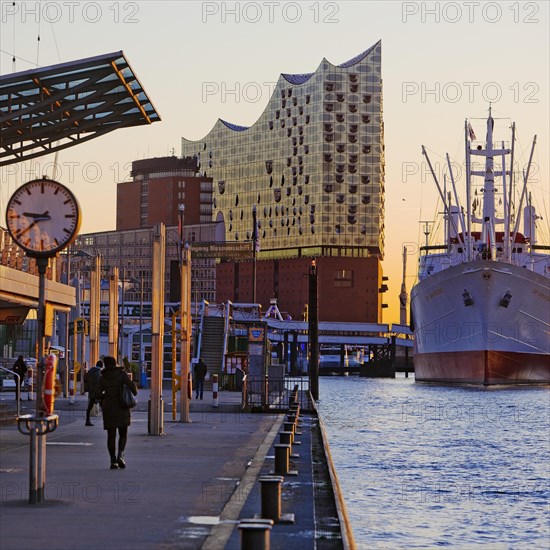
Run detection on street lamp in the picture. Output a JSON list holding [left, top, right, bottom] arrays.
[[61, 248, 92, 396], [129, 276, 144, 373], [118, 266, 125, 365]]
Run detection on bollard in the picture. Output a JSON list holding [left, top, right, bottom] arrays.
[[272, 443, 297, 476], [286, 414, 303, 434], [258, 476, 284, 522], [279, 430, 293, 447], [238, 518, 273, 550], [68, 371, 75, 405], [257, 476, 297, 525], [279, 431, 299, 458], [26, 368, 34, 400], [212, 373, 218, 408], [283, 421, 295, 438]]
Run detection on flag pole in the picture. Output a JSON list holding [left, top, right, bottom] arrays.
[[252, 205, 258, 304]]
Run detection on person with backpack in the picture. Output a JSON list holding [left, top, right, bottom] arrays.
[[85, 360, 103, 426], [94, 356, 137, 469]]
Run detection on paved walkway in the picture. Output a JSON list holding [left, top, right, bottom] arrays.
[[0, 390, 283, 549]]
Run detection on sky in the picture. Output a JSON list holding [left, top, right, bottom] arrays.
[[1, 0, 549, 323]]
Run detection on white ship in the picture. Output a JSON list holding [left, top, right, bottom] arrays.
[[411, 109, 550, 385]]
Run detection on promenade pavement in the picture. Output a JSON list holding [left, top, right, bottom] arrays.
[[0, 389, 284, 550]]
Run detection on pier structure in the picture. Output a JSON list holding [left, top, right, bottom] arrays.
[[265, 317, 413, 376], [0, 386, 355, 549]]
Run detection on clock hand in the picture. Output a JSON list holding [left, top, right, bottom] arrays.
[[22, 211, 51, 221], [15, 221, 38, 238]]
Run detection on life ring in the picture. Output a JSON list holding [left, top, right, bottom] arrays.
[[43, 353, 58, 415]]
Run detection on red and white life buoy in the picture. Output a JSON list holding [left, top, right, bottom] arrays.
[[43, 354, 58, 415]]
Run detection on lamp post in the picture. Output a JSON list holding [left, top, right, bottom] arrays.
[[129, 276, 144, 378], [308, 260, 319, 401], [60, 246, 72, 397], [119, 266, 125, 365], [71, 249, 93, 395], [138, 276, 144, 367]]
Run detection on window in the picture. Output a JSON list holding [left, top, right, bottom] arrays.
[[334, 270, 354, 287]]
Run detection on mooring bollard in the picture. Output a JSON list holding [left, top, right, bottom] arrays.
[[286, 414, 303, 435], [258, 475, 296, 524], [272, 443, 292, 475], [283, 421, 295, 438], [287, 412, 300, 423], [238, 518, 273, 550], [259, 476, 283, 521], [279, 430, 300, 458], [279, 430, 293, 447]]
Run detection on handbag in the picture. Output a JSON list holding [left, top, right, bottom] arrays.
[[120, 373, 137, 409]]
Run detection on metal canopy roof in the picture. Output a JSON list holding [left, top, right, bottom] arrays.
[[0, 51, 161, 166]]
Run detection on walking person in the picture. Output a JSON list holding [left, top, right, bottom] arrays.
[[194, 358, 207, 400], [94, 356, 137, 469], [12, 356, 27, 402], [85, 360, 103, 426]]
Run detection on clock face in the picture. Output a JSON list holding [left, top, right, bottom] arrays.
[[5, 179, 81, 257]]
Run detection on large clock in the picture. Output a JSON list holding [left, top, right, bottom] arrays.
[[5, 178, 81, 257]]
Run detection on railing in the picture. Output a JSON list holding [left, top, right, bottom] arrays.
[[0, 366, 20, 417], [242, 375, 310, 412], [222, 299, 232, 360], [195, 299, 209, 360]]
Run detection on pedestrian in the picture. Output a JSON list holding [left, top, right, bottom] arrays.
[[85, 360, 103, 426], [194, 358, 207, 400], [12, 356, 27, 402], [94, 356, 137, 469]]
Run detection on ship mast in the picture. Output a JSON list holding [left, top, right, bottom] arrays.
[[469, 107, 512, 260], [482, 106, 496, 230], [399, 246, 408, 326]]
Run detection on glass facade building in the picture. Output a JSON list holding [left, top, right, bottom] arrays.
[[181, 42, 384, 261]]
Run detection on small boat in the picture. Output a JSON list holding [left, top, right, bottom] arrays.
[[411, 109, 550, 385]]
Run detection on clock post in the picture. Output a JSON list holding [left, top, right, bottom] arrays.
[[28, 255, 52, 503], [5, 178, 81, 504]]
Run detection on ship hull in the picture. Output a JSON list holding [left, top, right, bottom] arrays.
[[411, 260, 550, 385]]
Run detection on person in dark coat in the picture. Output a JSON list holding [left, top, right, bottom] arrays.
[[194, 358, 207, 400], [85, 360, 103, 426], [13, 356, 27, 402], [94, 356, 137, 469]]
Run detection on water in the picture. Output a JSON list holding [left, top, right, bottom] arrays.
[[317, 375, 550, 549]]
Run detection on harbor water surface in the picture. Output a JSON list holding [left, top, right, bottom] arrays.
[[317, 376, 550, 549]]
